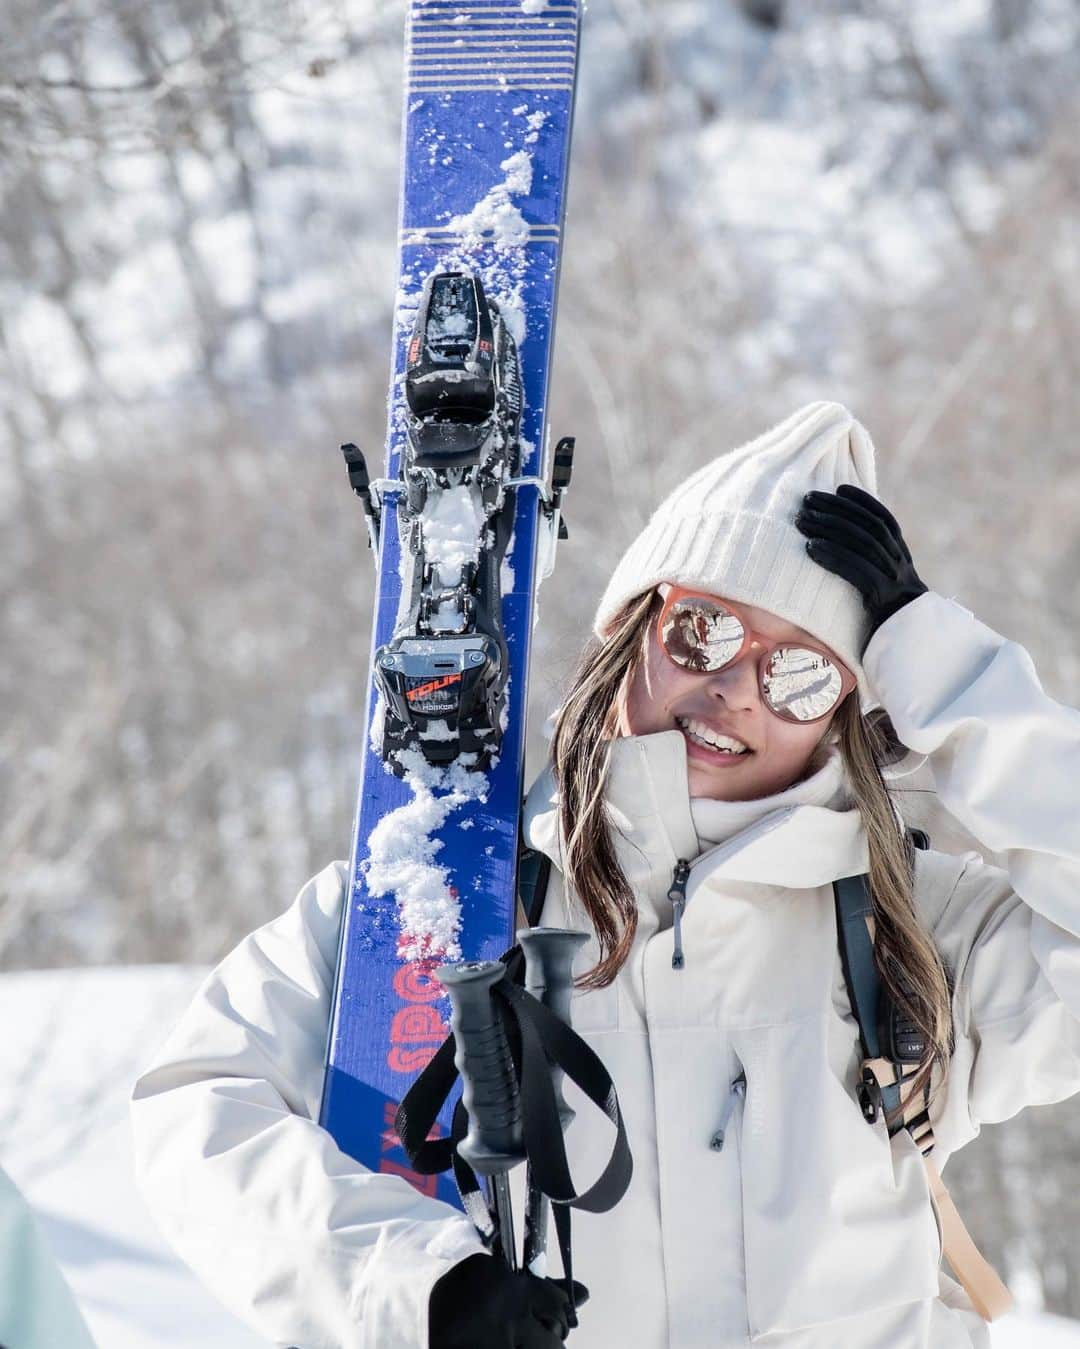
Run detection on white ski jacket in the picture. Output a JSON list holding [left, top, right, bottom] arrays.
[[131, 592, 1080, 1349]]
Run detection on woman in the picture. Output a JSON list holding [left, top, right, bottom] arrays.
[[132, 402, 1080, 1349]]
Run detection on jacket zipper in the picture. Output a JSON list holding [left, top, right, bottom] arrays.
[[668, 858, 690, 969], [665, 811, 800, 973], [709, 1068, 747, 1152]]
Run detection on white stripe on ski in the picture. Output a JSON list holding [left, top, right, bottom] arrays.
[[409, 61, 576, 71], [409, 35, 577, 43], [410, 7, 578, 17], [410, 53, 576, 62], [407, 82, 575, 92], [410, 22, 578, 34], [409, 71, 573, 80]]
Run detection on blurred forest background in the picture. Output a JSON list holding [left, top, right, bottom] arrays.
[[3, 0, 1080, 1319]]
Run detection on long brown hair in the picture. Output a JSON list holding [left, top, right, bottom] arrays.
[[550, 590, 953, 1120]]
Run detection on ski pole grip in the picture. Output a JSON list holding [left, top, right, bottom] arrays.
[[518, 928, 588, 1128], [437, 961, 525, 1175]]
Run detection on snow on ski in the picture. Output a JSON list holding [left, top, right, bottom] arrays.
[[319, 0, 581, 1210]]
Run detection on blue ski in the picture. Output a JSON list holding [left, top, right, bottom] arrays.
[[320, 0, 582, 1211]]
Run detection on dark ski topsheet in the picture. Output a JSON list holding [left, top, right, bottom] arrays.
[[320, 1, 581, 1209]]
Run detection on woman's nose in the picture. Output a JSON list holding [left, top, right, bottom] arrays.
[[705, 649, 760, 709]]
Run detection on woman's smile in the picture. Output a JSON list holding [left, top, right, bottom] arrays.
[[674, 715, 754, 765]]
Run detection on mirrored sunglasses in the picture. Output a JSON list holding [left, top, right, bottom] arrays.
[[656, 588, 854, 724]]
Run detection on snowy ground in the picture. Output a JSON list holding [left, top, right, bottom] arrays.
[[0, 964, 1076, 1347], [0, 966, 266, 1348]]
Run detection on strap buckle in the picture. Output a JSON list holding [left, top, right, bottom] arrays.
[[857, 1065, 882, 1123]]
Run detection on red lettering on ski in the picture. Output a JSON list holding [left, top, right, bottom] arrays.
[[390, 1004, 444, 1044], [406, 672, 461, 702], [392, 961, 444, 1003]]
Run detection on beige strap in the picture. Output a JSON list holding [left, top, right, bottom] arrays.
[[864, 1057, 1011, 1321], [860, 918, 1011, 1320], [923, 1156, 1014, 1322]]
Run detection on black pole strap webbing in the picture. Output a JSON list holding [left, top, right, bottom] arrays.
[[498, 980, 633, 1214], [395, 1032, 461, 1176], [394, 965, 632, 1313], [551, 1197, 577, 1327], [395, 974, 632, 1215]]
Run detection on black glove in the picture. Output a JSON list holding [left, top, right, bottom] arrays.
[[795, 484, 928, 644], [429, 1253, 588, 1349]]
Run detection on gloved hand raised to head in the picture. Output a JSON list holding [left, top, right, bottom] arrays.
[[795, 483, 929, 646], [429, 1252, 588, 1349]]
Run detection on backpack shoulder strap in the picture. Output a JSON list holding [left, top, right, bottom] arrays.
[[833, 831, 1014, 1323], [518, 842, 552, 930], [834, 871, 897, 1122], [833, 826, 931, 1128]]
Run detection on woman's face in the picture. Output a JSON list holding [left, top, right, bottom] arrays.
[[617, 591, 847, 801]]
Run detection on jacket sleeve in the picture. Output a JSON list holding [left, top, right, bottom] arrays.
[[130, 861, 485, 1349], [862, 591, 1080, 1138]]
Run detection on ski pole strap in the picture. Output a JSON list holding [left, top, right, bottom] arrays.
[[498, 979, 632, 1213], [394, 964, 632, 1311], [395, 972, 632, 1213]]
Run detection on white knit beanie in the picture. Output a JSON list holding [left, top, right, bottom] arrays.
[[593, 401, 879, 705]]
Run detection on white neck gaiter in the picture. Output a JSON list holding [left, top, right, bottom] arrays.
[[689, 745, 850, 855]]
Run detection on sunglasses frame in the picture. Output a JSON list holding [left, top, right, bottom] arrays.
[[654, 585, 857, 724]]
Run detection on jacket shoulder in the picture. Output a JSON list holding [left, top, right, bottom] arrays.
[[911, 844, 973, 937], [522, 762, 562, 865]]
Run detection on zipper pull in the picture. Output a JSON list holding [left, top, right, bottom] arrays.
[[709, 1070, 747, 1152], [668, 858, 690, 970]]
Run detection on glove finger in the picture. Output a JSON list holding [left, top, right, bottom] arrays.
[[514, 1327, 564, 1349], [798, 494, 901, 562], [833, 484, 914, 562], [804, 537, 880, 598], [529, 1276, 573, 1329], [570, 1279, 590, 1309], [797, 507, 897, 578]]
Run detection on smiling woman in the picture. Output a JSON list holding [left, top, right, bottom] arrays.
[[618, 586, 857, 800], [129, 401, 1080, 1349], [524, 399, 1080, 1346]]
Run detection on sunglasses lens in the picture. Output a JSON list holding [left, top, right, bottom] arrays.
[[762, 647, 844, 721], [661, 598, 744, 672]]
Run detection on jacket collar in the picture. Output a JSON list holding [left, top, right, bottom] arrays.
[[524, 729, 869, 893]]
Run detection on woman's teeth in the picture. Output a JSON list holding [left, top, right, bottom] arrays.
[[676, 717, 751, 755]]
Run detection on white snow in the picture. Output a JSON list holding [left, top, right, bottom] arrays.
[[524, 108, 547, 144], [994, 1311, 1080, 1346], [0, 967, 267, 1347], [447, 151, 535, 251], [424, 719, 456, 741], [420, 485, 485, 573], [501, 546, 516, 595], [368, 691, 386, 757], [365, 756, 489, 962]]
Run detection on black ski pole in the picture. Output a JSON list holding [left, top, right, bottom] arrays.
[[436, 961, 525, 1269], [517, 928, 588, 1275]]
